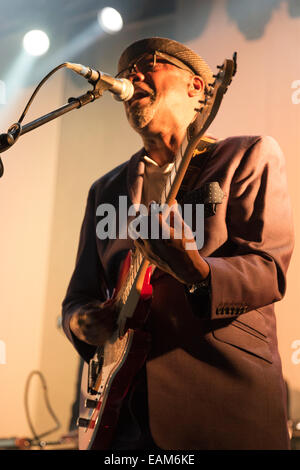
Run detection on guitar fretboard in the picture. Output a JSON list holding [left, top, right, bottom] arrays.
[[116, 248, 143, 307]]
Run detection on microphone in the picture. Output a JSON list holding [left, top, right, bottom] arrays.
[[65, 62, 134, 102]]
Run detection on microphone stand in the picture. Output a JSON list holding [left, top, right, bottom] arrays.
[[0, 78, 109, 178]]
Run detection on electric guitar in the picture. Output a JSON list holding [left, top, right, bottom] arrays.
[[77, 54, 237, 450]]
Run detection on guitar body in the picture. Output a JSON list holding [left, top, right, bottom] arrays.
[[78, 251, 152, 450]]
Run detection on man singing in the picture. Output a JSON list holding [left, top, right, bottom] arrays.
[[62, 37, 294, 450]]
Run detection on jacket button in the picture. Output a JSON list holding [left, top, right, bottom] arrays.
[[216, 306, 223, 315]]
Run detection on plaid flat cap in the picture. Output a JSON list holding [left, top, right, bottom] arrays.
[[117, 37, 214, 91]]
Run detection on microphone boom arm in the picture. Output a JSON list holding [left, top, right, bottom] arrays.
[[0, 77, 112, 178]]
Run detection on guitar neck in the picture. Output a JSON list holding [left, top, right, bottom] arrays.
[[116, 55, 236, 319], [116, 248, 144, 307], [116, 132, 200, 310]]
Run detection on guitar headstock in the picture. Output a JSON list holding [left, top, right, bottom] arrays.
[[188, 52, 237, 140]]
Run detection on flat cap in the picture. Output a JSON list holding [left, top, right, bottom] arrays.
[[117, 37, 213, 91]]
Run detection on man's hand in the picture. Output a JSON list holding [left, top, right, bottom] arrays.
[[70, 298, 118, 346], [134, 201, 210, 284]]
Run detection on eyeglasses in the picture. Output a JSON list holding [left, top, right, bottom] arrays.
[[116, 50, 194, 79]]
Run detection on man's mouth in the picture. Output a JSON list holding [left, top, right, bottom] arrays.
[[128, 87, 154, 105]]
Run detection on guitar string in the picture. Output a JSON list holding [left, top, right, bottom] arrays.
[[118, 151, 181, 307]]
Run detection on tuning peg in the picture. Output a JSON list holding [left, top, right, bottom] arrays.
[[216, 64, 224, 69], [232, 51, 237, 76]]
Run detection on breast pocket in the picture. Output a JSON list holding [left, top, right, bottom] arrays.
[[212, 309, 273, 363]]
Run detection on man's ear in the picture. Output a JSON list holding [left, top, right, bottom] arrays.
[[188, 75, 204, 97]]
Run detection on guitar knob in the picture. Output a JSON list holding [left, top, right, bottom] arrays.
[[76, 417, 90, 428], [85, 398, 98, 409]]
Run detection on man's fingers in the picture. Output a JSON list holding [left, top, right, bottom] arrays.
[[135, 237, 174, 274]]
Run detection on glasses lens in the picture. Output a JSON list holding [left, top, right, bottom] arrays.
[[134, 54, 155, 75], [117, 53, 155, 79], [117, 51, 189, 79]]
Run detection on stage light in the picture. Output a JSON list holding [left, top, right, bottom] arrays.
[[0, 80, 6, 105], [23, 30, 50, 56], [97, 7, 123, 34], [0, 51, 36, 128]]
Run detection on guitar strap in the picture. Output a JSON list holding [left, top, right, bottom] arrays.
[[178, 135, 224, 217]]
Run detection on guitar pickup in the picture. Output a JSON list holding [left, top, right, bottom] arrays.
[[77, 417, 90, 428], [88, 351, 104, 395]]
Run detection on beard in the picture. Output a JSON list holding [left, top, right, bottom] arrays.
[[126, 91, 157, 130]]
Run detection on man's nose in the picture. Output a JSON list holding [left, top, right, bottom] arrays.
[[129, 71, 145, 83]]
